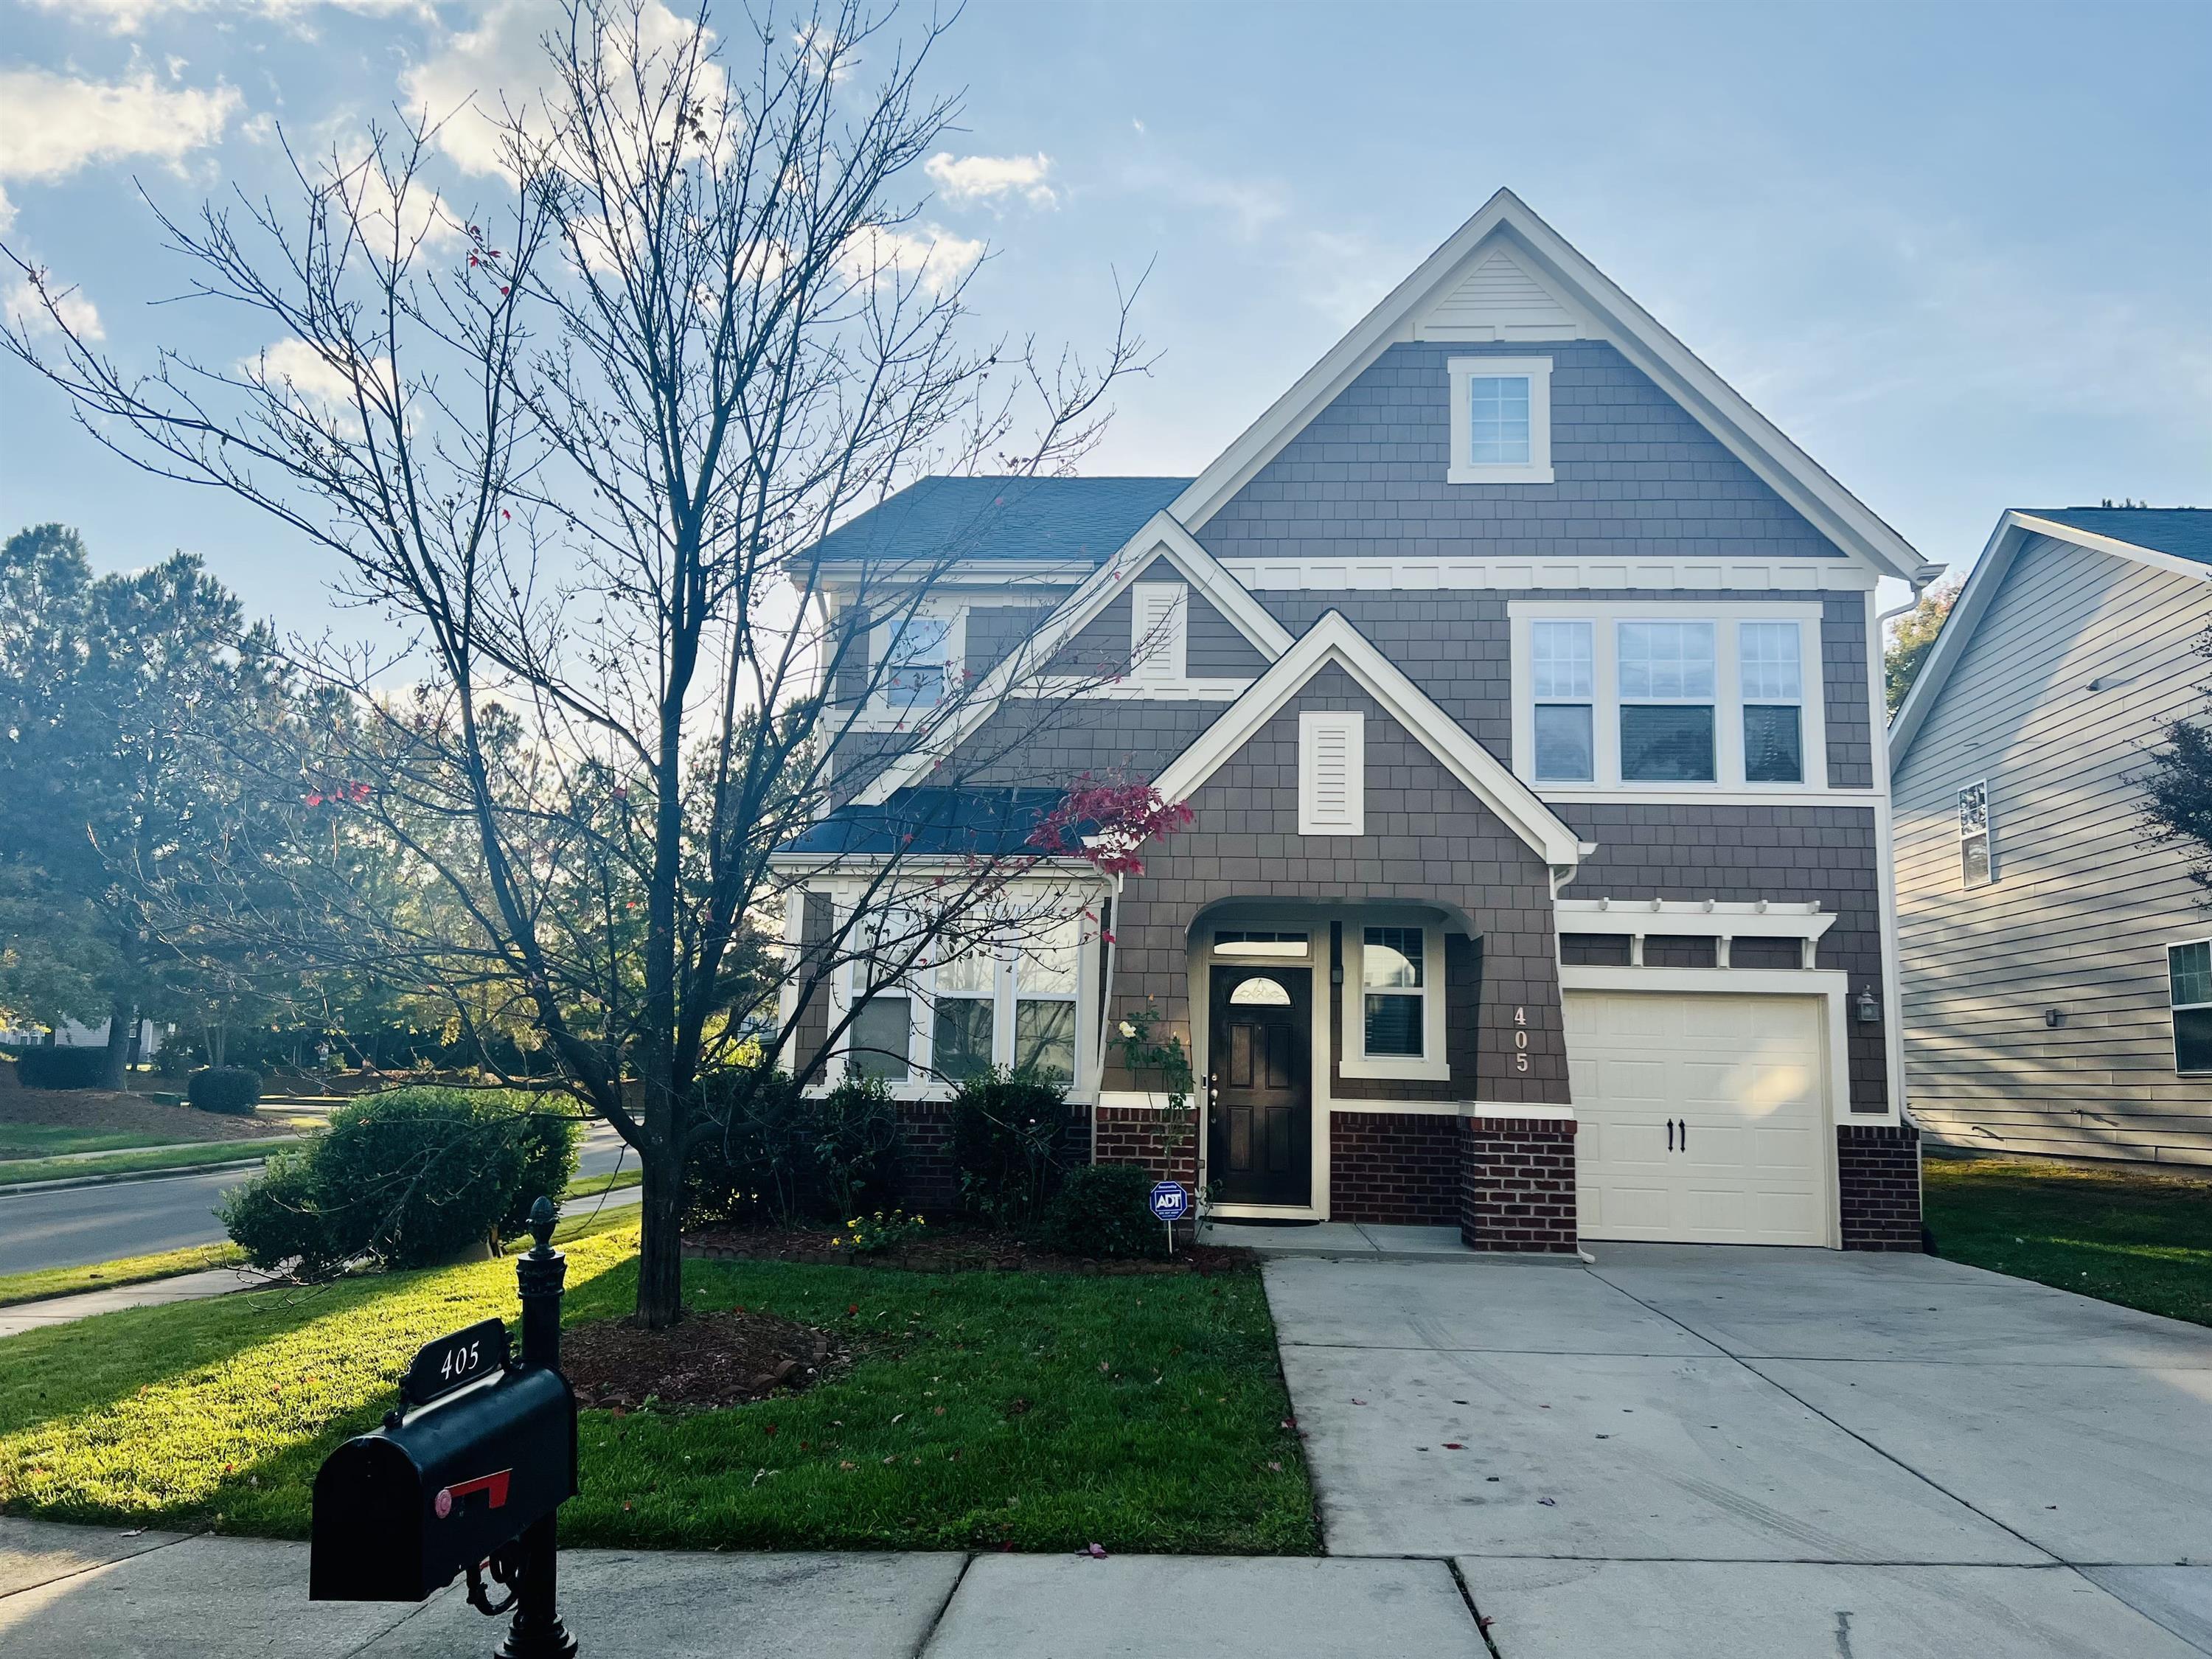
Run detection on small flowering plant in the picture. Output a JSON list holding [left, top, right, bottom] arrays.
[[1112, 1002, 1200, 1172], [830, 1208, 927, 1255]]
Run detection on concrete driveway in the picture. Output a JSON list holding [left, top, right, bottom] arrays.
[[1265, 1245, 2212, 1658]]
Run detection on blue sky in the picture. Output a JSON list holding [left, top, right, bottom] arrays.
[[1, 0, 2205, 635]]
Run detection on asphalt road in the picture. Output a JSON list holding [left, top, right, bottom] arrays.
[[0, 1123, 637, 1277]]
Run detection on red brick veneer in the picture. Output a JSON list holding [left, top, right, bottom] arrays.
[[1459, 1116, 1579, 1253], [1091, 1105, 1200, 1187], [1330, 1110, 1461, 1225], [1837, 1122, 1922, 1251]]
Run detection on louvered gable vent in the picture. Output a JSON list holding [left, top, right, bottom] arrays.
[[1129, 581, 1187, 683], [1298, 711, 1364, 835]]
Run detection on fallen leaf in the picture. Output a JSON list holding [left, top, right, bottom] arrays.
[[1538, 1497, 1556, 1506], [1085, 1542, 1107, 1558], [119, 1528, 146, 1539], [1442, 1443, 1464, 1450]]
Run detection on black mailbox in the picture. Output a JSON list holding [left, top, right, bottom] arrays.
[[310, 1360, 577, 1602]]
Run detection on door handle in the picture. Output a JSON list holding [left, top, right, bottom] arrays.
[[1666, 1119, 1674, 1152], [1677, 1119, 1688, 1152]]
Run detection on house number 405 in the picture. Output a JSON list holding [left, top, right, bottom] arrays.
[[1513, 1006, 1529, 1072]]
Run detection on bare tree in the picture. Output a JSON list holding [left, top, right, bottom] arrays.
[[2, 0, 1159, 1326]]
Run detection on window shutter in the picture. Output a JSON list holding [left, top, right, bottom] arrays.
[[1299, 711, 1365, 835], [1129, 582, 1188, 683]]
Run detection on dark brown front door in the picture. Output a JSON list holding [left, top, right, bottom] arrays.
[[1207, 966, 1312, 1206]]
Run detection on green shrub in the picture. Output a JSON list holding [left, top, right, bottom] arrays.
[[949, 1068, 1068, 1230], [218, 1087, 580, 1276], [1040, 1162, 1171, 1260], [188, 1066, 262, 1113], [13, 1046, 110, 1089], [684, 1070, 904, 1227]]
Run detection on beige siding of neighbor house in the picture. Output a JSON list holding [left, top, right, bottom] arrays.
[[1893, 532, 2212, 1164]]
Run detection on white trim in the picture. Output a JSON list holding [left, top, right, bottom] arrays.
[[1097, 1091, 1180, 1112], [1891, 509, 2212, 763], [2166, 937, 2212, 1078], [1222, 557, 1877, 594], [1508, 599, 1828, 793], [1298, 710, 1366, 836], [1026, 675, 1256, 702], [1168, 188, 1925, 583], [1193, 949, 1332, 1221], [1558, 965, 1881, 1132], [1447, 355, 1554, 484], [853, 513, 1293, 807], [1557, 897, 1837, 972], [1535, 787, 1874, 807], [1152, 611, 1587, 870]]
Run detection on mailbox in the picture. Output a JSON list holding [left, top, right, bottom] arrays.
[[310, 1360, 577, 1602]]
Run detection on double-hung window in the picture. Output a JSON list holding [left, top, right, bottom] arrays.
[[1013, 917, 1081, 1081], [1958, 782, 1993, 887], [848, 909, 919, 1082], [1738, 622, 1804, 784], [2170, 941, 2212, 1075], [1531, 621, 1595, 782], [1618, 621, 1717, 782], [931, 942, 998, 1082], [1360, 927, 1426, 1059], [881, 615, 952, 709]]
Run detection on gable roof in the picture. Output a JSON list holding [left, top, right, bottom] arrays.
[[1169, 188, 1936, 585], [1152, 611, 1590, 871], [807, 476, 1190, 570], [850, 512, 1296, 807], [1889, 507, 2212, 762]]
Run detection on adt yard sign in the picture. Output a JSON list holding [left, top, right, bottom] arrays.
[[1150, 1180, 1189, 1256]]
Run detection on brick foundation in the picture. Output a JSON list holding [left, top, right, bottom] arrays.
[[1837, 1122, 1922, 1251], [1459, 1116, 1579, 1253], [1091, 1105, 1200, 1188], [889, 1100, 1090, 1217], [1329, 1110, 1461, 1225]]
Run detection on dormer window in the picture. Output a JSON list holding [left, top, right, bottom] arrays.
[[1447, 355, 1554, 484], [881, 614, 953, 708]]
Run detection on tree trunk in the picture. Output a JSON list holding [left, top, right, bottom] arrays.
[[634, 1143, 686, 1329], [100, 996, 134, 1091]]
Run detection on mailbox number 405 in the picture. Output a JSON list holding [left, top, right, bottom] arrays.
[[442, 1340, 484, 1382]]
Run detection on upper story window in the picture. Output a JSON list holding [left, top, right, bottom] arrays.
[[1958, 781, 1994, 887], [2170, 940, 2212, 1075], [1447, 356, 1554, 485], [882, 615, 953, 708], [1509, 602, 1829, 791]]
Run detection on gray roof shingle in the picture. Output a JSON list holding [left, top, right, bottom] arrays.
[[807, 476, 1190, 568], [2023, 507, 2212, 568]]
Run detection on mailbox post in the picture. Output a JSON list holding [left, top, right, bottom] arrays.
[[502, 1197, 577, 1659], [310, 1194, 580, 1657]]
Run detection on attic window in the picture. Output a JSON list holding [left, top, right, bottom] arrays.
[[1958, 781, 1994, 887], [1298, 711, 1364, 835], [1447, 356, 1554, 485]]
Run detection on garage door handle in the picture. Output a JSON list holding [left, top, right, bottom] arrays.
[[1666, 1119, 1674, 1152], [1677, 1119, 1688, 1152]]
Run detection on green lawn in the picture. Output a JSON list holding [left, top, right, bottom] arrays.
[[0, 1221, 1316, 1554], [0, 1138, 291, 1187], [563, 1168, 642, 1200], [0, 1123, 204, 1159], [0, 1243, 250, 1310], [1924, 1152, 2212, 1326]]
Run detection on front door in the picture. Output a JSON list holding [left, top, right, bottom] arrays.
[[1207, 965, 1312, 1206]]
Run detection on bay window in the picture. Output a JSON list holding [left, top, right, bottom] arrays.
[[1014, 917, 1081, 1080], [931, 945, 998, 1082]]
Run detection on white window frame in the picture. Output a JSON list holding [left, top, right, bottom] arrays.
[[1958, 780, 1994, 888], [1129, 581, 1189, 684], [1447, 355, 1554, 485], [1737, 619, 1809, 785], [1298, 710, 1366, 835], [2167, 938, 2211, 1077], [1509, 600, 1829, 793], [1340, 919, 1450, 1081], [859, 604, 967, 726]]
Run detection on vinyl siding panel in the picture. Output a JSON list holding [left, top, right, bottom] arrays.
[[1892, 532, 2212, 1164]]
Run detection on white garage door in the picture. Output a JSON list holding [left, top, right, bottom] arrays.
[[1564, 991, 1831, 1246]]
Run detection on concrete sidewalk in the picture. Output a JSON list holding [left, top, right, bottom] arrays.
[[0, 1521, 1489, 1658]]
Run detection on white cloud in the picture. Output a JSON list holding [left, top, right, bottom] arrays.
[[20, 0, 427, 35], [0, 67, 242, 190], [6, 275, 104, 341], [925, 152, 1057, 209], [838, 223, 985, 296], [401, 0, 721, 180], [247, 337, 396, 414]]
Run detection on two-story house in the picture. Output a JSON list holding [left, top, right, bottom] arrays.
[[1889, 507, 2212, 1166], [774, 189, 1938, 1251]]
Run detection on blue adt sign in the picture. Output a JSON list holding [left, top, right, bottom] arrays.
[[1149, 1181, 1191, 1222]]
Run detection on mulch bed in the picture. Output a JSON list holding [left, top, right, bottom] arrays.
[[684, 1223, 1255, 1276], [560, 1307, 844, 1411], [0, 1083, 292, 1144]]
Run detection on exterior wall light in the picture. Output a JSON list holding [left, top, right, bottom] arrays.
[[2043, 1008, 2065, 1029], [1854, 987, 1882, 1025]]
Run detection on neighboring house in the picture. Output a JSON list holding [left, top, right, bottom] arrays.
[[1889, 508, 2212, 1166], [775, 189, 1940, 1251]]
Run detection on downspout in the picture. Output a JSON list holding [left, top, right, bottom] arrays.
[[1871, 582, 1926, 1138], [1091, 871, 1124, 1168]]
